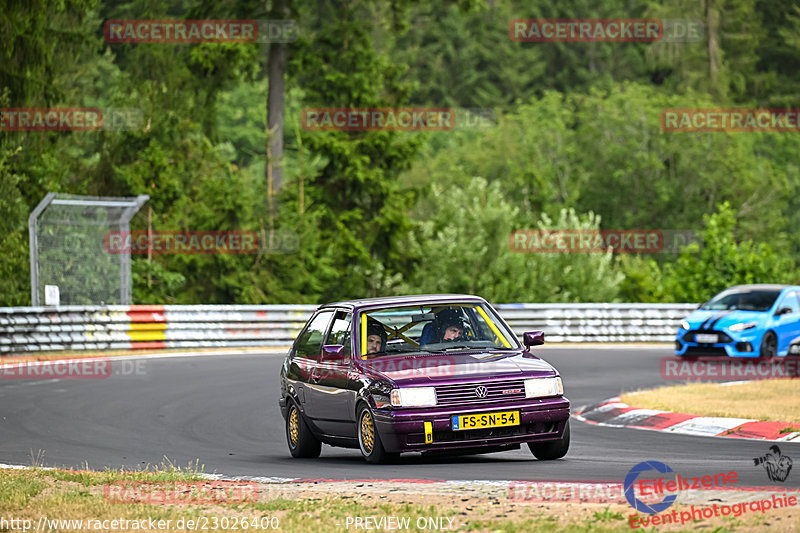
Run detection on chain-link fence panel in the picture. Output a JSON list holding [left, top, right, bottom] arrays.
[[29, 193, 148, 306]]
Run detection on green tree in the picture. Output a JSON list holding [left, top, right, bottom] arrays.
[[289, 0, 425, 300], [402, 177, 623, 302], [404, 83, 798, 257], [662, 202, 797, 302], [0, 0, 100, 305], [752, 0, 800, 106], [644, 0, 764, 102]]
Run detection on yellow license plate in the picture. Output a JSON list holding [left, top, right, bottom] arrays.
[[451, 411, 520, 431]]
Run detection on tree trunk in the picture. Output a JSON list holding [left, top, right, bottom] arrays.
[[266, 0, 288, 227], [705, 0, 720, 94]]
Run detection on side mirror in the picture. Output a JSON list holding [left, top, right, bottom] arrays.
[[321, 344, 345, 363], [523, 331, 545, 348], [776, 307, 793, 316]]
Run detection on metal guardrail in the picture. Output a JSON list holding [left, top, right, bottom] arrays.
[[498, 303, 697, 343], [0, 303, 696, 354], [0, 305, 314, 353]]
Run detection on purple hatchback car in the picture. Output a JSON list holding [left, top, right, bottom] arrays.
[[278, 294, 570, 463]]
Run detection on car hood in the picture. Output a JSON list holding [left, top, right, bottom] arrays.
[[686, 309, 766, 330], [362, 351, 557, 386]]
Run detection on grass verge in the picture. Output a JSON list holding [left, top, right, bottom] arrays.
[[2, 467, 800, 532]]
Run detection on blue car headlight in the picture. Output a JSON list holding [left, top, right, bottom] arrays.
[[680, 320, 690, 330], [729, 321, 757, 332]]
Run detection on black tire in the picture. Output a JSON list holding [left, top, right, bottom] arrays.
[[527, 419, 570, 460], [286, 402, 321, 458], [759, 331, 777, 360], [357, 404, 398, 464]]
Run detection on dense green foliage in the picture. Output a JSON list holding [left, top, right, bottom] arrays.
[[1, 0, 798, 305]]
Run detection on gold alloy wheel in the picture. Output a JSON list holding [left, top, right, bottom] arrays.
[[360, 411, 375, 454], [288, 407, 299, 447]]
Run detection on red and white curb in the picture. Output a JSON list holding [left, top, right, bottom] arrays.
[[574, 396, 800, 442]]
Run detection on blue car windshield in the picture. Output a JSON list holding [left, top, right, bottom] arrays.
[[700, 290, 780, 312]]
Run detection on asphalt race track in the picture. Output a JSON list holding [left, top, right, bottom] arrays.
[[1, 346, 798, 488]]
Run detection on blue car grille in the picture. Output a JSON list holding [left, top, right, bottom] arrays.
[[683, 346, 728, 357], [435, 380, 527, 405], [682, 330, 733, 344]]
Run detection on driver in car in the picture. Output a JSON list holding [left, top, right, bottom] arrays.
[[434, 308, 469, 342]]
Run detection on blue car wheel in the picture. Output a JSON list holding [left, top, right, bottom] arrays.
[[759, 331, 777, 359]]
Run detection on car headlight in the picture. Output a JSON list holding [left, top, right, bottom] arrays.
[[680, 321, 690, 330], [390, 387, 437, 407], [524, 377, 563, 398], [729, 321, 757, 332]]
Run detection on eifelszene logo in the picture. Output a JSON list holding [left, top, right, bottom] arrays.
[[624, 461, 677, 514]]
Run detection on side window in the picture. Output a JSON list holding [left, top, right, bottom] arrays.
[[783, 291, 800, 314], [295, 311, 334, 360], [792, 291, 800, 311], [326, 311, 352, 356]]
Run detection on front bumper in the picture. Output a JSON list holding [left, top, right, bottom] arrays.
[[278, 397, 287, 418], [674, 329, 762, 358], [372, 397, 570, 453]]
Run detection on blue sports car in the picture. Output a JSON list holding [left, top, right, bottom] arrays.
[[675, 284, 800, 358]]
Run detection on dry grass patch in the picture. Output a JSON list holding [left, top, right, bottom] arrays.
[[3, 468, 800, 532], [621, 379, 800, 424]]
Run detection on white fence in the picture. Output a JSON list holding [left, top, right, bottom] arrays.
[[0, 303, 697, 354]]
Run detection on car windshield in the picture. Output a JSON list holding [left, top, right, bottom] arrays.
[[360, 303, 517, 357], [700, 289, 781, 312]]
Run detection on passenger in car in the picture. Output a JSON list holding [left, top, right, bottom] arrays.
[[366, 320, 388, 354]]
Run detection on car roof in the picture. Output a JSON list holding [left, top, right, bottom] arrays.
[[317, 293, 487, 311], [722, 284, 795, 292]]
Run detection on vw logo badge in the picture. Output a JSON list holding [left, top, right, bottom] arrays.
[[475, 385, 488, 398]]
